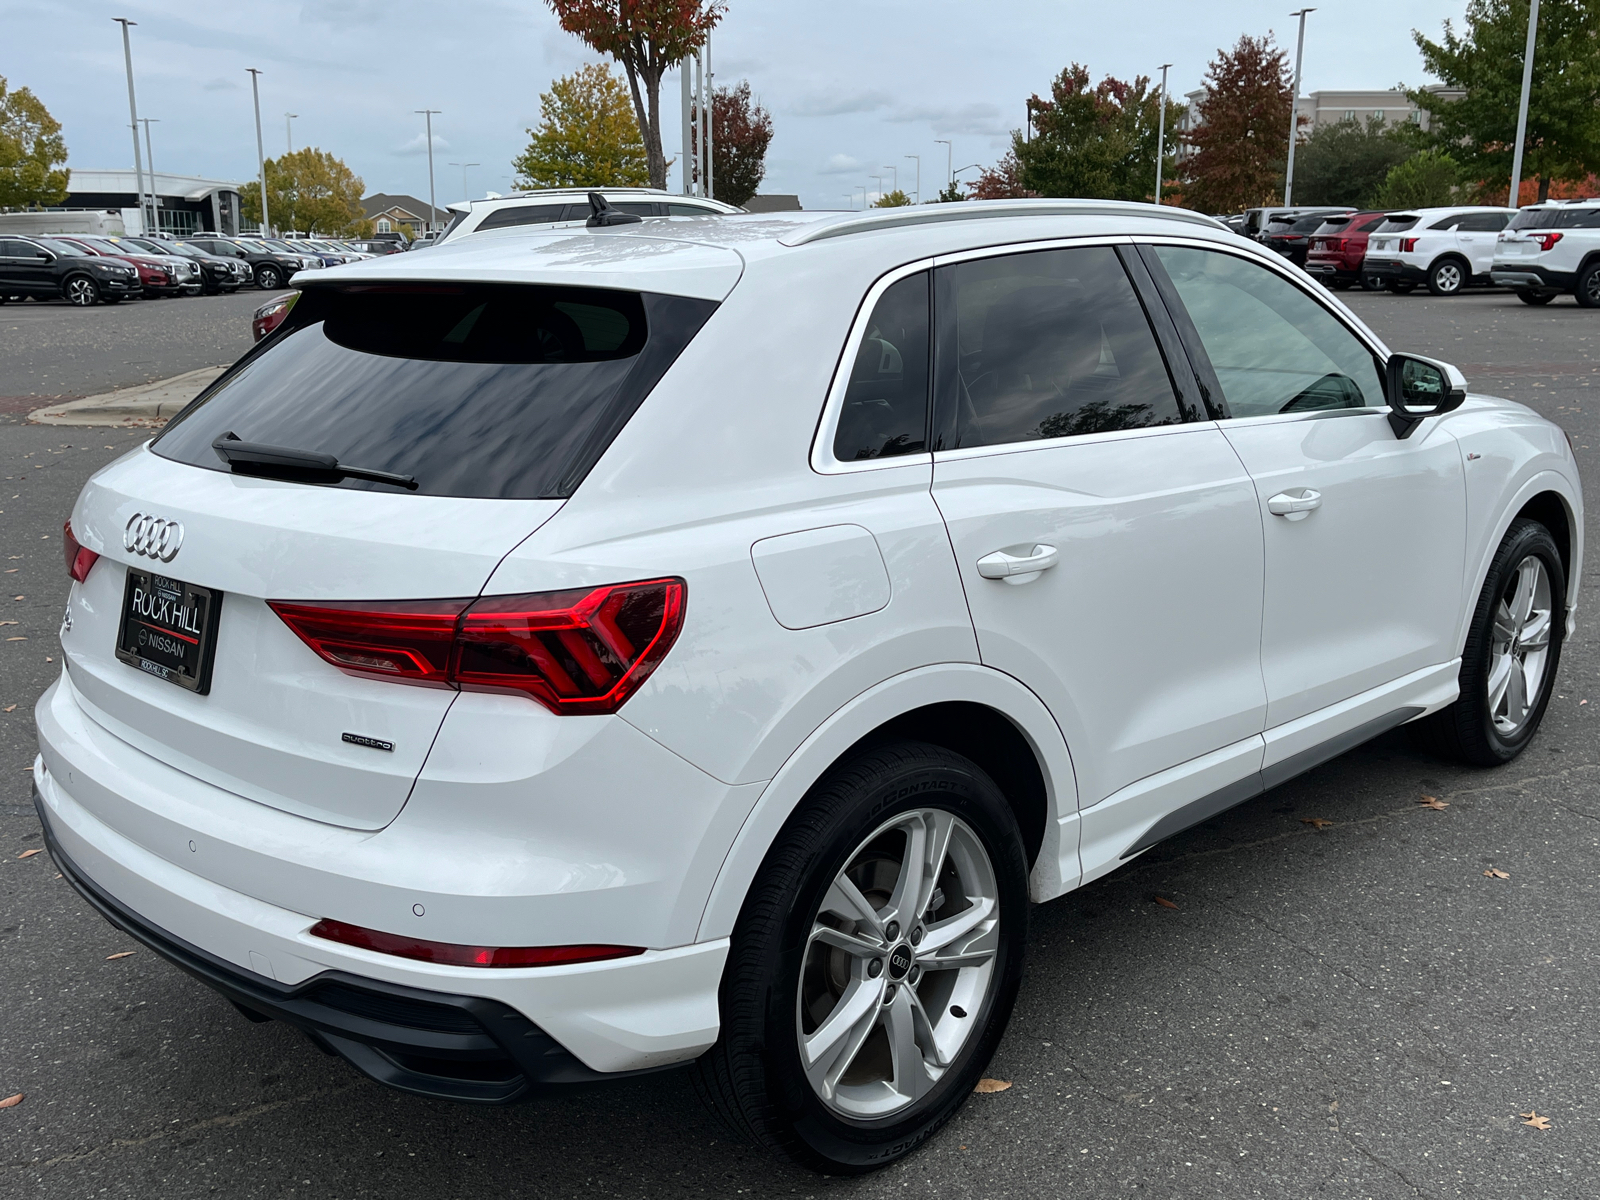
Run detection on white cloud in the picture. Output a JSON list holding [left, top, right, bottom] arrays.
[[817, 153, 864, 175], [394, 131, 450, 157], [202, 77, 239, 92], [886, 102, 1009, 138], [792, 90, 894, 117]]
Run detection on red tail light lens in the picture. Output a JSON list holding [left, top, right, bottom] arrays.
[[309, 918, 643, 968], [1531, 232, 1564, 252], [1399, 237, 1419, 253], [270, 578, 685, 715], [63, 520, 99, 583]]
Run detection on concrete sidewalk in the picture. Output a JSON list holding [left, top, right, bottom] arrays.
[[27, 365, 227, 427]]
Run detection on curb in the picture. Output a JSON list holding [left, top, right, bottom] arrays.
[[27, 366, 228, 427]]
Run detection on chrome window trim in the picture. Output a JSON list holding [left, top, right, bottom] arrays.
[[933, 418, 1205, 465]]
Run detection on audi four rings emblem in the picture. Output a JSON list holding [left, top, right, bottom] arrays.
[[124, 513, 184, 562]]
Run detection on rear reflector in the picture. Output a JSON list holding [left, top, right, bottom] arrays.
[[308, 918, 644, 968], [270, 578, 685, 715], [63, 520, 99, 583]]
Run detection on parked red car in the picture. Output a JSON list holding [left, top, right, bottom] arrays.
[[54, 236, 181, 299], [1303, 211, 1392, 291]]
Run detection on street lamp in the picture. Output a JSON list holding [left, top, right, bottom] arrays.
[[450, 162, 479, 202], [1154, 63, 1172, 205], [112, 18, 152, 235], [138, 118, 159, 180], [870, 175, 884, 206], [1509, 0, 1541, 207], [415, 109, 441, 230], [882, 164, 897, 196], [285, 112, 298, 155], [246, 68, 270, 237], [1283, 9, 1315, 207], [905, 155, 920, 203], [934, 140, 952, 187]]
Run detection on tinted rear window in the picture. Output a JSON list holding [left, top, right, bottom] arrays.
[[475, 204, 570, 231], [1507, 208, 1559, 230], [152, 283, 717, 499], [1375, 216, 1419, 232]]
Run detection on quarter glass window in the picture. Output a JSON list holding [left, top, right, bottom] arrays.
[[937, 246, 1180, 449], [832, 272, 930, 461], [1151, 246, 1385, 417]]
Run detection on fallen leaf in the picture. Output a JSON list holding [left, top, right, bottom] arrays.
[[1519, 1110, 1551, 1130], [974, 1078, 1012, 1094], [4, 637, 24, 642], [105, 951, 135, 960], [1153, 896, 1179, 910], [1418, 795, 1450, 810], [2, 705, 15, 712], [11, 597, 22, 602], [1484, 868, 1510, 879], [0, 1093, 21, 1109], [17, 849, 43, 859], [1301, 817, 1334, 829], [0, 620, 15, 626]]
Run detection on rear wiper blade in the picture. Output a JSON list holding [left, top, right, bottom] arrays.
[[211, 432, 417, 490]]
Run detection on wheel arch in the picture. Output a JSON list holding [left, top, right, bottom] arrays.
[[1428, 251, 1471, 280], [694, 663, 1078, 943]]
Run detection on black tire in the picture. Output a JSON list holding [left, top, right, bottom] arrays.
[[1391, 281, 1417, 295], [102, 296, 122, 305], [1517, 289, 1557, 306], [1426, 257, 1468, 296], [694, 742, 1029, 1174], [1576, 262, 1600, 309], [1360, 274, 1388, 292], [1329, 278, 1353, 291], [1419, 518, 1565, 766], [63, 274, 101, 307], [255, 265, 284, 290]]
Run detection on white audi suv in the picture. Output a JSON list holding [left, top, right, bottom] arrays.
[[35, 198, 1583, 1173]]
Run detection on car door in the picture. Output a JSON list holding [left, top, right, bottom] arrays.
[[0, 240, 28, 292], [1139, 242, 1466, 767], [1454, 212, 1510, 276], [929, 242, 1268, 877], [7, 240, 55, 295]]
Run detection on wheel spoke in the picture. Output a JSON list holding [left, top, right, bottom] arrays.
[[1511, 562, 1539, 628], [885, 987, 935, 1102], [820, 874, 885, 939], [1506, 656, 1529, 725], [1486, 653, 1514, 714], [1518, 607, 1552, 652], [884, 813, 931, 926], [809, 924, 883, 959], [802, 975, 883, 1088], [913, 810, 956, 924], [906, 985, 948, 1067], [921, 919, 1000, 971], [1492, 600, 1519, 645], [918, 895, 996, 957]]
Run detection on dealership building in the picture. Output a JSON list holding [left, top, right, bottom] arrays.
[[52, 169, 251, 236]]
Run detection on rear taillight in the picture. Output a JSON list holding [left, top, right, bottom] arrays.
[[1399, 238, 1419, 253], [270, 578, 686, 715], [63, 520, 98, 583], [1531, 232, 1564, 252], [308, 918, 643, 968]]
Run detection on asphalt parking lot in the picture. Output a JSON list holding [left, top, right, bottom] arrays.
[[1, 289, 1595, 1198]]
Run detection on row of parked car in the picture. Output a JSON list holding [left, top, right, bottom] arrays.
[[1226, 200, 1600, 305], [0, 232, 387, 307]]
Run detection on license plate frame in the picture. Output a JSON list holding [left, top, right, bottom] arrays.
[[114, 567, 224, 695]]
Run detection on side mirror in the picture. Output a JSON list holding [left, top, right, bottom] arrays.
[[1386, 353, 1467, 439], [33, 251, 54, 262]]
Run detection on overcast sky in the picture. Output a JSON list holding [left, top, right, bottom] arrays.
[[7, 0, 1469, 210]]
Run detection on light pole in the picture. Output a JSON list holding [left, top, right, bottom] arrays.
[[680, 57, 693, 195], [705, 31, 714, 200], [871, 175, 884, 206], [882, 164, 898, 196], [450, 162, 479, 202], [854, 185, 867, 209], [935, 140, 952, 188], [1509, 0, 1541, 208], [1283, 8, 1315, 207], [285, 112, 298, 155], [113, 18, 152, 235], [138, 118, 159, 180], [247, 68, 270, 237], [415, 109, 441, 230], [905, 155, 920, 203], [1154, 63, 1172, 205]]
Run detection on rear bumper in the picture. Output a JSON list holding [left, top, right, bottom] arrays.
[[1304, 260, 1361, 283], [38, 790, 652, 1103], [1490, 264, 1573, 291], [1361, 258, 1427, 284]]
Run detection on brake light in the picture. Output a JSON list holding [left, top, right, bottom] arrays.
[[308, 918, 643, 968], [63, 520, 98, 583], [1531, 231, 1564, 252], [270, 577, 686, 715], [1399, 238, 1419, 253]]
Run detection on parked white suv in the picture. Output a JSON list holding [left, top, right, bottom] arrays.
[[1363, 206, 1516, 295], [1490, 200, 1600, 306], [36, 200, 1582, 1173], [436, 187, 741, 244]]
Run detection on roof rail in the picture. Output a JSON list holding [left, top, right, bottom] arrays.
[[779, 198, 1226, 247]]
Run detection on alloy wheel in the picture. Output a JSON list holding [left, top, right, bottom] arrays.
[[1583, 269, 1600, 306], [1433, 263, 1463, 294], [65, 277, 98, 306], [796, 808, 999, 1120], [1487, 554, 1554, 737]]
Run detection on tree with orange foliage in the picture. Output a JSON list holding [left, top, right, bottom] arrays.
[[544, 0, 724, 190], [1183, 34, 1294, 213]]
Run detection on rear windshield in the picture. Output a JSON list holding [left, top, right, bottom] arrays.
[[1374, 215, 1419, 233], [1507, 208, 1560, 230], [152, 283, 716, 499]]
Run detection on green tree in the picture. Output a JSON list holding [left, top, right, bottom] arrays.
[[514, 63, 649, 188], [1370, 149, 1464, 208], [968, 150, 1032, 200], [1292, 117, 1415, 206], [1184, 34, 1294, 213], [873, 188, 912, 208], [544, 0, 724, 191], [931, 180, 966, 203], [0, 76, 69, 209], [1413, 0, 1600, 202], [1014, 64, 1185, 201], [239, 149, 372, 235]]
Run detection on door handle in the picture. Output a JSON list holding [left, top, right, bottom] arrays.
[[977, 544, 1059, 584], [1267, 488, 1322, 521]]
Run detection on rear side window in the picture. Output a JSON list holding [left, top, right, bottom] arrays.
[[1556, 207, 1600, 229], [153, 283, 717, 499], [476, 204, 571, 231], [1428, 213, 1468, 230], [1456, 213, 1510, 231], [833, 272, 930, 461], [935, 245, 1182, 449]]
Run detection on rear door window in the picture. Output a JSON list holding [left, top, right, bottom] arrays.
[[934, 245, 1183, 449], [153, 283, 717, 499], [1556, 207, 1600, 228], [1456, 213, 1509, 231]]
